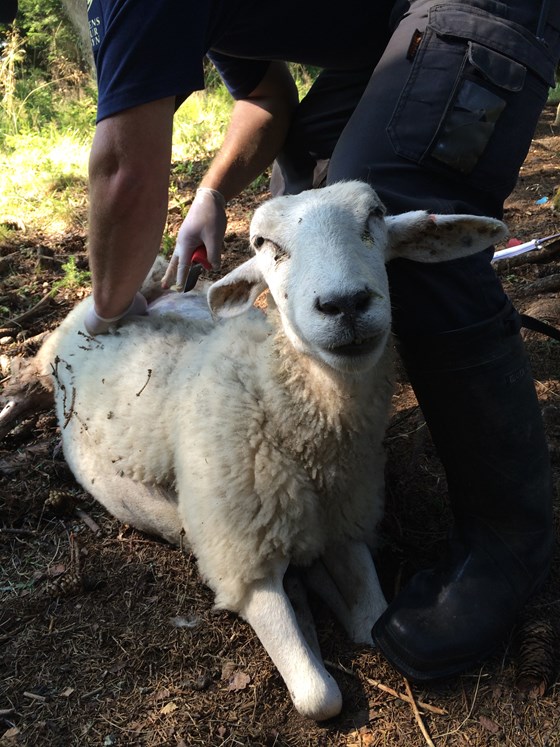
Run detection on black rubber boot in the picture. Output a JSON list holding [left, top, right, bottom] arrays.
[[373, 302, 554, 681]]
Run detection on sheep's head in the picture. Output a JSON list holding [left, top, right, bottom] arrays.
[[208, 182, 507, 373]]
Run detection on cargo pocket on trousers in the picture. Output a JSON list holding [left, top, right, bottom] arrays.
[[429, 44, 519, 174], [387, 2, 556, 190]]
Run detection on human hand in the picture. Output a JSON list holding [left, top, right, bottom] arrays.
[[84, 292, 148, 336], [161, 187, 226, 289]]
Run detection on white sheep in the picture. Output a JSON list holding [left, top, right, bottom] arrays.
[[33, 181, 507, 720]]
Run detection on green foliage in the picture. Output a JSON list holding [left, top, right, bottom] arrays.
[[0, 11, 320, 235], [161, 233, 176, 258], [8, 0, 89, 73], [173, 87, 234, 163], [53, 255, 91, 290], [289, 63, 320, 98], [0, 128, 90, 233], [549, 82, 560, 104], [1, 0, 94, 136], [171, 61, 316, 167]]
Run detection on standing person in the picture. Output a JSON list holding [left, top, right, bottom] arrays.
[[85, 0, 559, 682]]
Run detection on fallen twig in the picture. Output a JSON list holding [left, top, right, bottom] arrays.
[[3, 291, 56, 329], [325, 661, 447, 715], [404, 678, 436, 747], [23, 691, 47, 702], [515, 273, 560, 298], [75, 507, 102, 535], [21, 330, 51, 348], [366, 675, 447, 716], [0, 384, 54, 440], [0, 252, 19, 274], [0, 527, 37, 537]]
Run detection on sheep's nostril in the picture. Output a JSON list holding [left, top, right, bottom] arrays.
[[315, 298, 341, 316], [354, 289, 372, 313], [315, 289, 372, 316]]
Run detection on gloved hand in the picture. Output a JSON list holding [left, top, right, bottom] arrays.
[[161, 187, 226, 289], [84, 292, 148, 336]]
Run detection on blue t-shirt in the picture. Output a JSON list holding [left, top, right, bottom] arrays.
[[88, 0, 393, 121]]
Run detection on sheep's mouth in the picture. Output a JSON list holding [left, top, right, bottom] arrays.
[[330, 335, 381, 357]]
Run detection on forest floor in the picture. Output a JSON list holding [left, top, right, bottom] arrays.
[[1, 103, 560, 747]]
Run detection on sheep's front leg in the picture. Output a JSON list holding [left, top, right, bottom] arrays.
[[240, 567, 342, 721], [302, 540, 387, 645], [283, 568, 322, 660]]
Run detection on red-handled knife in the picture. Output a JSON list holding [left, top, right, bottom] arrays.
[[183, 246, 212, 292]]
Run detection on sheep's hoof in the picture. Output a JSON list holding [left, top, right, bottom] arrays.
[[291, 674, 342, 721]]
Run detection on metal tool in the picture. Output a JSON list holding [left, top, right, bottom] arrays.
[[492, 231, 560, 262], [183, 246, 212, 292]]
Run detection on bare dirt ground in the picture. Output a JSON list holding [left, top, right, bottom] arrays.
[[1, 103, 560, 747]]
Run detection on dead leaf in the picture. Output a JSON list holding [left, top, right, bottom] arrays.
[[1, 727, 21, 740], [107, 659, 127, 674], [46, 563, 67, 578], [221, 661, 237, 680], [160, 701, 178, 715], [226, 671, 251, 691], [479, 715, 501, 734], [153, 687, 171, 701], [347, 727, 376, 747]]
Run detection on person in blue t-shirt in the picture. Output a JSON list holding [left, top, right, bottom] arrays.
[[84, 0, 560, 683]]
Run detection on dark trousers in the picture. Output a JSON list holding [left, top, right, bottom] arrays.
[[272, 0, 560, 337]]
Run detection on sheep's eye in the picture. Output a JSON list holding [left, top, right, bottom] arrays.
[[252, 236, 265, 250], [362, 205, 385, 246], [369, 205, 385, 219]]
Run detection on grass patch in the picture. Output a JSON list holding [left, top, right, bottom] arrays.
[[0, 129, 91, 233], [0, 63, 316, 236], [172, 88, 233, 164], [548, 82, 560, 105], [0, 87, 235, 235]]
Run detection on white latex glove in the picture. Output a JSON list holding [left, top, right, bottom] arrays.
[[84, 292, 148, 336], [161, 187, 226, 289]]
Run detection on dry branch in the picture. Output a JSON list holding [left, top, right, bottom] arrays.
[[404, 678, 436, 747], [365, 676, 447, 716], [3, 291, 56, 329], [21, 330, 51, 348], [325, 661, 447, 716], [515, 273, 560, 298], [0, 527, 37, 537], [0, 252, 19, 273], [0, 382, 54, 440], [75, 507, 102, 535]]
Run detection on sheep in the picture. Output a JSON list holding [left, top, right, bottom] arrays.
[[32, 181, 507, 720]]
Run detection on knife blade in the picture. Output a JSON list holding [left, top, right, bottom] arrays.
[[183, 246, 212, 292]]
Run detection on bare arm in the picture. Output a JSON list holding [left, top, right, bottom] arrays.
[[88, 63, 297, 319], [200, 61, 299, 199], [161, 61, 299, 286], [88, 97, 175, 319]]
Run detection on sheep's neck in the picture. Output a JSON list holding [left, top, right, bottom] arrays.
[[270, 320, 391, 490]]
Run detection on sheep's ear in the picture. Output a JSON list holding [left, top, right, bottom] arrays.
[[208, 256, 268, 318], [384, 211, 508, 263]]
